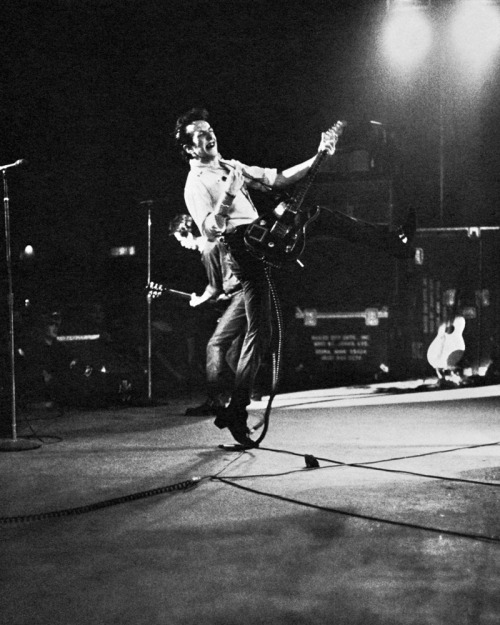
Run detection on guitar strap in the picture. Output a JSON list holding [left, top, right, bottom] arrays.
[[220, 160, 256, 209], [242, 185, 258, 210]]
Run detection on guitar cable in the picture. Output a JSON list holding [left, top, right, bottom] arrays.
[[249, 264, 284, 446]]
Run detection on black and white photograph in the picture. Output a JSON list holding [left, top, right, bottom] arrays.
[[1, 1, 500, 623]]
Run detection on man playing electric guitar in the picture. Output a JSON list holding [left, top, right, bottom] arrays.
[[174, 107, 416, 447], [175, 107, 342, 447]]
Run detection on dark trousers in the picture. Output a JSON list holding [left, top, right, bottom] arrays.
[[206, 291, 246, 403], [222, 229, 271, 413]]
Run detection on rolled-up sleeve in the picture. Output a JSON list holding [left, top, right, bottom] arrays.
[[244, 166, 277, 191]]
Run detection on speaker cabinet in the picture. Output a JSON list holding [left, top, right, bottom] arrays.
[[279, 234, 402, 390], [284, 309, 391, 390]]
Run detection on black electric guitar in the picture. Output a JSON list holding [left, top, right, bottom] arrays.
[[244, 120, 346, 266]]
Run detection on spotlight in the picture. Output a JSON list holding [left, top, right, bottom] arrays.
[[450, 0, 500, 71], [20, 244, 35, 259], [382, 1, 433, 68]]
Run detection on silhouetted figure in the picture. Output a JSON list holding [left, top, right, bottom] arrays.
[[19, 310, 75, 410]]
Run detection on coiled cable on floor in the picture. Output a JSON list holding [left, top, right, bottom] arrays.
[[0, 477, 202, 525]]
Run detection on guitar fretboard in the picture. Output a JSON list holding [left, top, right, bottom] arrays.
[[290, 150, 329, 213]]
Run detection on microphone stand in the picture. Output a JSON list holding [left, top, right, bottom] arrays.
[[139, 197, 171, 406], [0, 169, 41, 451], [139, 199, 154, 403], [147, 203, 153, 402]]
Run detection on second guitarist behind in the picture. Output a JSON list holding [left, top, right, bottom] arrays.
[[169, 214, 248, 416]]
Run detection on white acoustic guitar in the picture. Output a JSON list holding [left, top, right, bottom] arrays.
[[427, 307, 466, 370]]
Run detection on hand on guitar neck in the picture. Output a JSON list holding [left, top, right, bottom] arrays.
[[189, 290, 216, 308], [319, 123, 345, 155]]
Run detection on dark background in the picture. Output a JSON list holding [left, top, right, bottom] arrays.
[[1, 0, 499, 385]]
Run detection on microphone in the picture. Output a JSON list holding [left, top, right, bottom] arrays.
[[0, 159, 27, 172], [138, 197, 168, 207]]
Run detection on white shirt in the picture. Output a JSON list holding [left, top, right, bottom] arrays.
[[184, 157, 277, 240]]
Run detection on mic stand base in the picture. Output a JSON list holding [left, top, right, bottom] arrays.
[[0, 437, 41, 452], [218, 444, 252, 451]]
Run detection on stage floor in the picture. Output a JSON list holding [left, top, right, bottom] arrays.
[[1, 381, 500, 625]]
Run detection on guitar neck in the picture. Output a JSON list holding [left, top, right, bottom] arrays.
[[167, 288, 191, 300], [150, 285, 222, 308], [288, 150, 328, 213]]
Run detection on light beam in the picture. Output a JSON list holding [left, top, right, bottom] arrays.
[[450, 0, 500, 72], [382, 2, 433, 69]]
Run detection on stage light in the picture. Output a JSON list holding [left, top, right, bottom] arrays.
[[382, 2, 433, 69], [20, 244, 34, 259], [110, 246, 136, 257], [450, 0, 500, 70]]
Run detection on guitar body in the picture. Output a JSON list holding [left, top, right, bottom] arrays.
[[244, 202, 321, 266], [427, 315, 466, 370], [244, 120, 345, 267]]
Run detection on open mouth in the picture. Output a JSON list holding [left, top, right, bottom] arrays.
[[206, 140, 216, 150]]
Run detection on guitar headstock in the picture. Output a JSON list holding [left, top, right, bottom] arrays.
[[147, 282, 164, 299], [320, 120, 347, 155]]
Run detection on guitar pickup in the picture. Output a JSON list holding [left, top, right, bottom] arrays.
[[246, 224, 267, 242], [270, 221, 291, 239]]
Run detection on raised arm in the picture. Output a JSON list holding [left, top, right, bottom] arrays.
[[274, 123, 344, 188]]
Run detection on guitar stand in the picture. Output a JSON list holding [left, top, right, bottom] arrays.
[[435, 368, 464, 387]]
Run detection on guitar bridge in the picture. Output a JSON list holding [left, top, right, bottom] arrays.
[[270, 221, 291, 239]]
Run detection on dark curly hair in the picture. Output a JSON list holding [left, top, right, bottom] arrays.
[[168, 213, 200, 237], [174, 107, 210, 162]]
